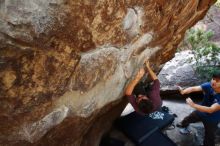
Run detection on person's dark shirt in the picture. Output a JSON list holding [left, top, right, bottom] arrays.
[[196, 82, 220, 122]]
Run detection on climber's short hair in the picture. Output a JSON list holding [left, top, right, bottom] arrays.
[[138, 97, 153, 114], [212, 71, 220, 79]]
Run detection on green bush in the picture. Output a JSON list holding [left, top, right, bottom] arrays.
[[186, 28, 220, 80]]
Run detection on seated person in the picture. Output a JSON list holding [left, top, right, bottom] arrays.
[[124, 60, 162, 114]]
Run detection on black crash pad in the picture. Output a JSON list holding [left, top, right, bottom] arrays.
[[115, 109, 175, 144], [139, 130, 177, 146]]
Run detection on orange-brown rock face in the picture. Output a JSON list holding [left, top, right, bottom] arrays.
[[0, 0, 216, 145]]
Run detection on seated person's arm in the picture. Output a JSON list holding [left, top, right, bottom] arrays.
[[144, 60, 157, 81], [180, 86, 202, 95], [125, 68, 145, 96], [186, 98, 220, 113]]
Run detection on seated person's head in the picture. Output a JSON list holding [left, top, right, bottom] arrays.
[[211, 71, 220, 89], [136, 95, 153, 114]]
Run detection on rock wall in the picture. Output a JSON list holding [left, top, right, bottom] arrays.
[[158, 50, 207, 98], [0, 0, 216, 145]]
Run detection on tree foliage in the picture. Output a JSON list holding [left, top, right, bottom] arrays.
[[186, 28, 220, 80]]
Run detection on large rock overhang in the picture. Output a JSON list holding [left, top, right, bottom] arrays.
[[0, 0, 216, 145]]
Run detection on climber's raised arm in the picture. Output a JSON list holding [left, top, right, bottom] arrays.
[[144, 60, 157, 81], [125, 68, 145, 96]]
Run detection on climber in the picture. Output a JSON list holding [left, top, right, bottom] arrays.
[[124, 60, 162, 114], [177, 71, 220, 146]]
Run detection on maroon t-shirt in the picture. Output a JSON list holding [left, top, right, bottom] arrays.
[[127, 79, 162, 114]]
